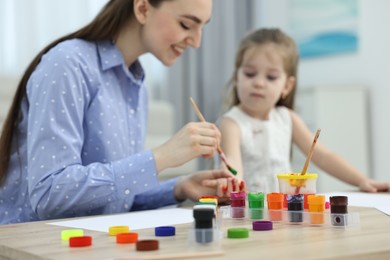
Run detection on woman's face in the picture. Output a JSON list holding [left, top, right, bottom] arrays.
[[140, 0, 212, 66]]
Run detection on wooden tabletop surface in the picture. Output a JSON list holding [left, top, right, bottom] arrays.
[[1, 206, 390, 260]]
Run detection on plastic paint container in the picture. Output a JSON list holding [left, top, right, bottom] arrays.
[[287, 194, 304, 223], [193, 208, 215, 243], [248, 192, 264, 220], [267, 192, 284, 221], [230, 191, 246, 218], [277, 173, 317, 209], [308, 195, 325, 225], [330, 196, 348, 226]]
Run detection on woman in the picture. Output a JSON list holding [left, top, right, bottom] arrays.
[[0, 0, 238, 225]]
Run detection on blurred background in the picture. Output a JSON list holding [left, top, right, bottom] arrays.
[[1, 0, 389, 192]]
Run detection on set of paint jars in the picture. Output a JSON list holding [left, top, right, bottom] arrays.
[[227, 191, 358, 228]]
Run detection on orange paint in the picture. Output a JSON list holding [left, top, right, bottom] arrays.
[[267, 193, 284, 221], [303, 193, 315, 209], [307, 195, 325, 225]]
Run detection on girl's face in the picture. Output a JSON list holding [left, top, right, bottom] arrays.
[[140, 0, 212, 66], [235, 44, 294, 120]]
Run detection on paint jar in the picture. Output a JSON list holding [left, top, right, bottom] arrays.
[[277, 173, 317, 209], [330, 196, 348, 226], [194, 203, 217, 226], [287, 194, 304, 223], [248, 192, 264, 220], [193, 208, 215, 243], [307, 195, 325, 225], [230, 191, 246, 219], [267, 192, 284, 221]]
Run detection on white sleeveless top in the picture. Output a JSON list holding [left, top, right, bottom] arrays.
[[222, 106, 292, 194]]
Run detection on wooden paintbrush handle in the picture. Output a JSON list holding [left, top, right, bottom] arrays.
[[301, 128, 321, 175]]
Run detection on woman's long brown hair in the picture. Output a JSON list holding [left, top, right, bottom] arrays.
[[0, 0, 168, 185]]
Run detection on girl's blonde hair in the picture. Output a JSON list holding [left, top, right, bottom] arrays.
[[223, 28, 299, 112]]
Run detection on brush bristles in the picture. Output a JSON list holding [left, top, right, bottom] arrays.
[[227, 166, 237, 176]]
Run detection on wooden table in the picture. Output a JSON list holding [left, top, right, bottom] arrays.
[[1, 206, 389, 259]]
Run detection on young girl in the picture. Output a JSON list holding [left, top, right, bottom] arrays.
[[0, 0, 241, 225], [219, 28, 390, 194]]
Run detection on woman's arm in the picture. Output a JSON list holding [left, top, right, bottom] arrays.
[[152, 122, 221, 172]]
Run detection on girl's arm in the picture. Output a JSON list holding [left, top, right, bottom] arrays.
[[219, 117, 244, 180], [290, 110, 390, 192]]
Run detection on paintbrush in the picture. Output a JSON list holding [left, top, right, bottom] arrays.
[[301, 128, 321, 175], [189, 97, 237, 176], [294, 128, 320, 194]]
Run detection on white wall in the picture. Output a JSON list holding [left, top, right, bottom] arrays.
[[254, 0, 390, 182]]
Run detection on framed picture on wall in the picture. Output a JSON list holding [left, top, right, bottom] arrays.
[[289, 0, 359, 58]]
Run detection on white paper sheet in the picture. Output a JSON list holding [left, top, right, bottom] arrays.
[[48, 207, 193, 232], [323, 192, 390, 215]]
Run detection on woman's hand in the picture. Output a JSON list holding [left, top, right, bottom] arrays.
[[174, 169, 246, 203], [153, 122, 221, 172]]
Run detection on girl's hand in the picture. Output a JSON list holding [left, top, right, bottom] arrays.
[[359, 179, 390, 192], [174, 169, 246, 202], [202, 175, 246, 197], [153, 122, 221, 172]]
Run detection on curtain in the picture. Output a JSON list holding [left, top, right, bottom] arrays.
[[0, 0, 106, 76]]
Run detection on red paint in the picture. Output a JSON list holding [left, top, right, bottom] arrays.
[[230, 191, 246, 218]]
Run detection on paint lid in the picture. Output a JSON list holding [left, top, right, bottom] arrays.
[[61, 229, 84, 241], [267, 192, 284, 202], [248, 192, 264, 201], [248, 192, 264, 208], [69, 236, 92, 247], [108, 226, 130, 236], [227, 228, 249, 239], [136, 239, 159, 251], [287, 194, 304, 203], [116, 232, 138, 244], [194, 204, 217, 215], [230, 191, 246, 200], [155, 226, 176, 237], [307, 195, 325, 205], [330, 196, 348, 205], [193, 208, 215, 220], [252, 221, 273, 231]]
